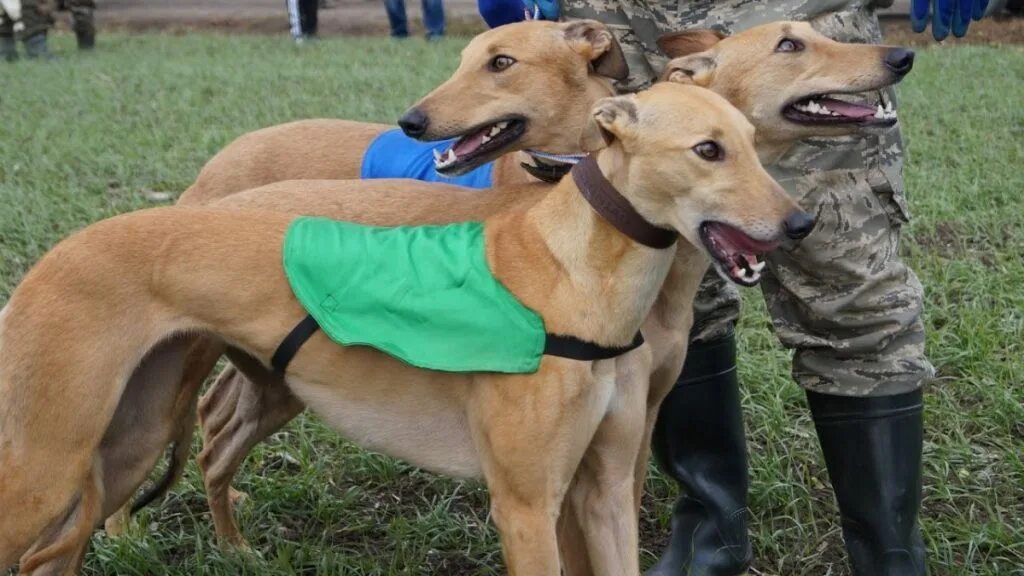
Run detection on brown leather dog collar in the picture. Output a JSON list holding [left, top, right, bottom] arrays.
[[571, 156, 677, 249]]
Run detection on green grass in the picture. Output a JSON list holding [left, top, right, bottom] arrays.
[[1, 34, 1023, 575]]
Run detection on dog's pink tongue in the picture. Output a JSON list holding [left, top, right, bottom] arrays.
[[453, 130, 486, 157], [821, 98, 875, 119], [706, 222, 777, 253]]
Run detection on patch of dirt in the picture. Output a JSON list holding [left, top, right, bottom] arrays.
[[77, 0, 487, 36], [913, 221, 964, 258], [638, 491, 671, 563], [911, 220, 1006, 267], [70, 1, 1024, 41]]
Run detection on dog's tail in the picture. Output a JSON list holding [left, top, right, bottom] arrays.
[[130, 428, 193, 514]]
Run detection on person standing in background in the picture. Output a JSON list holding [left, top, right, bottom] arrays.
[[287, 0, 319, 44], [58, 0, 95, 50], [1, 0, 94, 61], [385, 0, 445, 40]]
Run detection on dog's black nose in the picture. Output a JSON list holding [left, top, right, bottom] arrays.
[[884, 48, 915, 77], [784, 211, 816, 240], [398, 108, 430, 139]]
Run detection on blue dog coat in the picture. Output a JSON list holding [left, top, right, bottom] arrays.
[[360, 129, 495, 189]]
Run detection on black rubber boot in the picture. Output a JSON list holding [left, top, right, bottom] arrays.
[[71, 7, 96, 50], [23, 32, 55, 60], [646, 333, 752, 576], [808, 388, 927, 576]]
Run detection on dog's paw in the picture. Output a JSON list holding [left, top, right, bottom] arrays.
[[103, 506, 133, 538]]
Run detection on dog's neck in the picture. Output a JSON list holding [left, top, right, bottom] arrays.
[[507, 75, 617, 184], [484, 148, 678, 348]]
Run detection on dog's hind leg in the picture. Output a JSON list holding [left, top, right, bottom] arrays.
[[0, 332, 158, 570], [198, 351, 303, 548], [17, 457, 104, 576]]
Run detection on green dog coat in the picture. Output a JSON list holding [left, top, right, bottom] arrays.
[[276, 217, 643, 375]]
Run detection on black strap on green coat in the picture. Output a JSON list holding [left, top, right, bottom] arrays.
[[271, 315, 321, 373], [271, 314, 644, 374], [543, 331, 645, 361]]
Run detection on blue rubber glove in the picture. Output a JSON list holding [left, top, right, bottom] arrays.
[[478, 0, 525, 27], [524, 0, 560, 21], [911, 0, 989, 40], [477, 0, 558, 28]]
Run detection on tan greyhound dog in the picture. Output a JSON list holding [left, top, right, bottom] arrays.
[[0, 84, 808, 575], [181, 19, 913, 558], [100, 18, 629, 537], [179, 20, 628, 206]]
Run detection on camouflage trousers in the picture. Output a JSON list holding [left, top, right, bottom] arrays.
[[563, 0, 933, 396], [0, 0, 94, 39]]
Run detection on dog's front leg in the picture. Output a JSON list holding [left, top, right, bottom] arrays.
[[565, 352, 650, 576], [471, 361, 615, 576], [557, 494, 594, 576], [630, 340, 689, 526]]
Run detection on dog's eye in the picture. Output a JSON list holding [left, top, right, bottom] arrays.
[[488, 55, 517, 72], [693, 141, 723, 161], [775, 38, 804, 53]]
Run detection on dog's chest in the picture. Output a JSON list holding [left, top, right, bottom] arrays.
[[286, 375, 483, 478]]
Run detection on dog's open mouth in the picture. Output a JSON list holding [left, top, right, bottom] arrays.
[[433, 117, 527, 175], [783, 93, 897, 127], [700, 222, 778, 287]]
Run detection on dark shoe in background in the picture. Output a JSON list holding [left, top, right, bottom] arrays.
[[808, 388, 928, 576], [71, 6, 95, 50], [646, 333, 752, 576]]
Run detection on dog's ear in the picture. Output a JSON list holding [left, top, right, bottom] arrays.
[[579, 96, 639, 152], [656, 29, 727, 58], [661, 53, 717, 87], [563, 20, 630, 82]]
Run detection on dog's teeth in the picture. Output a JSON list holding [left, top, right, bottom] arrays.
[[435, 148, 458, 168], [874, 104, 885, 119], [885, 101, 894, 112], [750, 260, 766, 272], [481, 134, 491, 144], [433, 149, 442, 162], [497, 121, 509, 129], [489, 126, 501, 137]]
